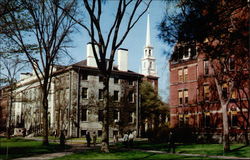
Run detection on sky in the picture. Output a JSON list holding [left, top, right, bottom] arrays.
[[67, 1, 173, 102]]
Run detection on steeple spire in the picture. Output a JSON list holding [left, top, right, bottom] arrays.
[[141, 13, 157, 77], [146, 13, 151, 47]]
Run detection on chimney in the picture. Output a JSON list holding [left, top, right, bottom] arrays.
[[117, 48, 128, 72], [87, 43, 98, 67], [20, 73, 32, 80]]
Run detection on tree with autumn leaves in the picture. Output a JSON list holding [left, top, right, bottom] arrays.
[[159, 0, 249, 152]]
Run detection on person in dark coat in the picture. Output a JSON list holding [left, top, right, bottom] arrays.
[[92, 132, 97, 146], [168, 130, 176, 153], [60, 130, 65, 147], [86, 131, 91, 147]]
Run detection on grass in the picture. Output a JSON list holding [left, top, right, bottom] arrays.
[[1, 137, 249, 160], [176, 143, 250, 157], [52, 148, 217, 160], [126, 141, 250, 158], [0, 137, 70, 160]]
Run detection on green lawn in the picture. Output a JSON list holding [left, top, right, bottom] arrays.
[[1, 137, 249, 160], [52, 148, 216, 160], [0, 137, 70, 160], [127, 141, 250, 158], [176, 143, 250, 157]]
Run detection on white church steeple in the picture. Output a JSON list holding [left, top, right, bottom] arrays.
[[146, 14, 151, 47], [141, 14, 157, 77]]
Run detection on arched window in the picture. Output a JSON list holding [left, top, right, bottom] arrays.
[[148, 49, 151, 56]]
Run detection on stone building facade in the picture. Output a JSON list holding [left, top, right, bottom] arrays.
[[0, 14, 159, 138], [9, 45, 144, 138]]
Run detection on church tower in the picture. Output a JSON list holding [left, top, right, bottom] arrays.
[[141, 14, 157, 77]]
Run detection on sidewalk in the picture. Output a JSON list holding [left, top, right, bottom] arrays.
[[12, 144, 95, 160], [13, 152, 73, 160]]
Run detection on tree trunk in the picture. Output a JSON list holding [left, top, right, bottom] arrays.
[[244, 121, 249, 145], [101, 76, 110, 152], [214, 77, 231, 152], [42, 86, 49, 145], [221, 103, 230, 152], [7, 89, 13, 139]]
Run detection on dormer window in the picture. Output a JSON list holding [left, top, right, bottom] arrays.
[[183, 47, 191, 60]]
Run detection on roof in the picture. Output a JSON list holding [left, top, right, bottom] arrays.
[[71, 60, 144, 78]]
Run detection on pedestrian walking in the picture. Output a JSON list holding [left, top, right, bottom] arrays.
[[92, 132, 97, 146], [168, 130, 175, 153], [86, 131, 91, 147], [123, 132, 129, 147], [60, 130, 65, 147], [128, 131, 134, 146]]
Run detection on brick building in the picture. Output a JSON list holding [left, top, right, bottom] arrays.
[[169, 42, 249, 141]]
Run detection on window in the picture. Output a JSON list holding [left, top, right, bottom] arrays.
[[204, 61, 209, 75], [203, 85, 209, 101], [222, 83, 228, 99], [129, 112, 134, 123], [184, 90, 188, 104], [149, 62, 152, 69], [128, 92, 134, 103], [183, 47, 191, 59], [231, 90, 237, 99], [128, 80, 134, 85], [114, 78, 119, 84], [98, 110, 103, 122], [113, 130, 118, 136], [99, 89, 104, 100], [178, 90, 183, 105], [178, 69, 183, 82], [82, 74, 88, 80], [99, 76, 104, 82], [114, 91, 119, 101], [81, 109, 87, 121], [82, 88, 88, 99], [205, 113, 211, 128], [113, 110, 119, 121], [184, 115, 189, 126], [229, 58, 235, 71], [231, 110, 238, 127], [184, 68, 188, 81], [81, 130, 87, 136], [148, 49, 151, 56], [98, 130, 102, 137], [179, 114, 184, 127]]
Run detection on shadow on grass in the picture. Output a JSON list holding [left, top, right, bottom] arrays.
[[230, 145, 248, 152], [0, 137, 71, 160], [140, 153, 157, 159]]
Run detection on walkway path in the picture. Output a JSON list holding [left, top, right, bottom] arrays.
[[13, 152, 73, 160], [13, 144, 95, 160]]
